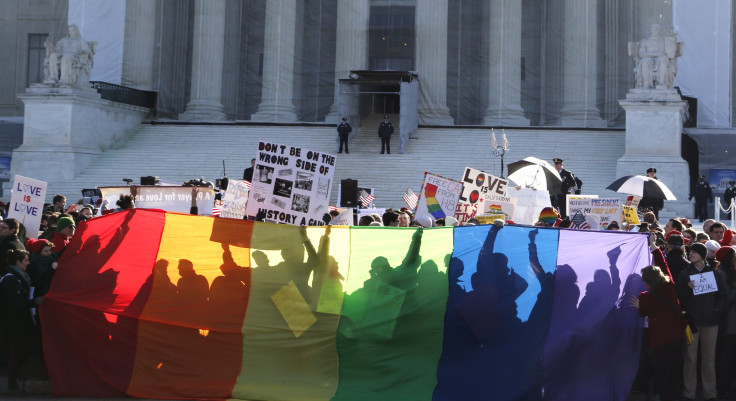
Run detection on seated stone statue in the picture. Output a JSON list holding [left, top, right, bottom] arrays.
[[629, 24, 682, 90], [44, 25, 96, 88]]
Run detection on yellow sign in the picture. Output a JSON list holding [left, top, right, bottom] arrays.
[[476, 214, 506, 224], [622, 205, 640, 225]]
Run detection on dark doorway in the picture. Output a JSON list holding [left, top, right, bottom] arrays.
[[369, 5, 415, 71], [370, 85, 401, 115]]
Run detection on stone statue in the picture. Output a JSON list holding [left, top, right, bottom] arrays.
[[629, 24, 683, 90], [44, 25, 97, 88]]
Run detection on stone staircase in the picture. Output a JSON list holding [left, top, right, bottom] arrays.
[[42, 122, 627, 209]]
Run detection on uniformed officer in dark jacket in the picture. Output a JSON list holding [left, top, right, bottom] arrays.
[[337, 117, 352, 154], [689, 175, 713, 222], [552, 158, 582, 218], [378, 115, 394, 154], [639, 167, 665, 220]]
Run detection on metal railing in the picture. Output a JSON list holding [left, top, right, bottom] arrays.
[[90, 81, 157, 110]]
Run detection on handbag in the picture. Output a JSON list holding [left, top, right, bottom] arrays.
[[650, 288, 696, 346]]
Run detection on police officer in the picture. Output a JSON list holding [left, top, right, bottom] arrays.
[[552, 158, 582, 218], [639, 167, 664, 220], [337, 117, 352, 154], [689, 175, 713, 222], [378, 115, 394, 154]]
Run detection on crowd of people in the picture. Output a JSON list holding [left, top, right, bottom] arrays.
[[1, 185, 736, 399]]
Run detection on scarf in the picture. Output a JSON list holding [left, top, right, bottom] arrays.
[[8, 264, 31, 287]]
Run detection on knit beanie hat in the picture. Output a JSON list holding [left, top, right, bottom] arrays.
[[705, 240, 721, 259], [690, 242, 707, 260], [56, 216, 75, 232], [715, 246, 734, 263], [25, 238, 52, 254], [538, 207, 559, 226]]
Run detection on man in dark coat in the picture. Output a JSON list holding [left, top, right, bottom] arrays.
[[378, 115, 394, 154], [639, 167, 665, 219], [0, 219, 26, 276], [337, 117, 352, 154], [664, 233, 689, 283], [243, 158, 255, 182], [552, 158, 582, 218], [689, 175, 713, 222]]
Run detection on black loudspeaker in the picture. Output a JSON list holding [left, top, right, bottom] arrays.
[[141, 176, 160, 185], [341, 179, 358, 207]]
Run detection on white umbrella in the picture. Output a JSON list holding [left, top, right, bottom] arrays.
[[506, 157, 563, 193], [606, 175, 677, 200]]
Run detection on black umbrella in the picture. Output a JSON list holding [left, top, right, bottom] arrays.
[[606, 175, 677, 200], [507, 157, 562, 194]]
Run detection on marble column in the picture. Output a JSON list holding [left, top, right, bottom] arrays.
[[325, 0, 370, 123], [121, 0, 156, 90], [180, 0, 227, 121], [483, 0, 529, 126], [416, 0, 454, 125], [556, 0, 605, 127], [252, 0, 299, 122]]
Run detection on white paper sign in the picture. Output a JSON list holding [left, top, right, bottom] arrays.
[[329, 208, 354, 226], [506, 187, 552, 225], [416, 173, 464, 221], [690, 271, 718, 295], [220, 180, 249, 219], [245, 141, 336, 226], [8, 175, 47, 238], [98, 186, 215, 215], [455, 167, 510, 223]]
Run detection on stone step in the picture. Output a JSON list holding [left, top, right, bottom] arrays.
[[44, 124, 627, 210]]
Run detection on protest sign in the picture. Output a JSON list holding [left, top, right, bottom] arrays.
[[220, 179, 249, 219], [330, 208, 354, 226], [357, 208, 386, 225], [625, 195, 641, 208], [566, 194, 598, 217], [8, 175, 47, 238], [455, 167, 510, 223], [622, 206, 640, 225], [568, 197, 621, 229], [690, 271, 718, 295], [416, 173, 464, 222], [98, 186, 216, 215], [506, 187, 551, 225], [475, 214, 506, 225], [245, 141, 336, 226]]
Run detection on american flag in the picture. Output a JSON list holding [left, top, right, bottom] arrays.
[[329, 205, 338, 212], [570, 211, 590, 229], [359, 190, 375, 208], [211, 200, 223, 217], [244, 180, 251, 191], [403, 187, 418, 210]]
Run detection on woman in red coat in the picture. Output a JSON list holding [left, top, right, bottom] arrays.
[[631, 263, 685, 401]]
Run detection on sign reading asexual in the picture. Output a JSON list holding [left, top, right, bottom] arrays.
[[245, 141, 336, 226]]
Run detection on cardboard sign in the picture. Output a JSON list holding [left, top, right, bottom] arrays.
[[568, 197, 621, 229], [98, 186, 215, 215], [220, 179, 249, 219], [506, 187, 552, 225], [455, 167, 509, 223], [8, 175, 47, 238], [245, 141, 336, 226], [416, 173, 464, 222], [622, 205, 640, 225], [330, 208, 354, 226], [690, 271, 718, 295]]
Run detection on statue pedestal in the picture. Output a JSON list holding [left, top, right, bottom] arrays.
[[618, 89, 691, 217], [10, 86, 148, 183]]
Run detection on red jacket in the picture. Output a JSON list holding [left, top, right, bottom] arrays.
[[638, 280, 685, 350]]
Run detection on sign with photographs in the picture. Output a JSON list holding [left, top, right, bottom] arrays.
[[416, 172, 464, 222], [245, 141, 337, 226]]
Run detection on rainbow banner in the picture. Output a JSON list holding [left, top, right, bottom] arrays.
[[42, 209, 650, 401]]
